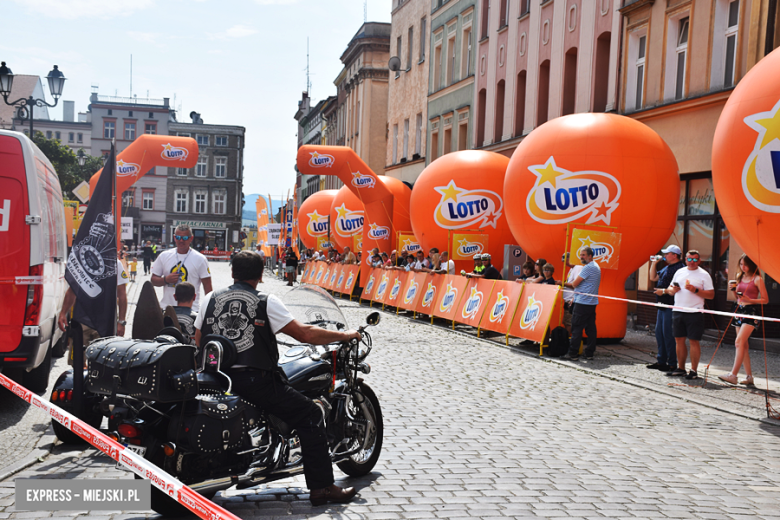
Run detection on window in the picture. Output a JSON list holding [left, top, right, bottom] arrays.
[[675, 18, 689, 100], [393, 124, 398, 164], [215, 156, 227, 177], [477, 88, 487, 145], [77, 133, 83, 143], [177, 167, 188, 176], [447, 35, 456, 85], [128, 111, 133, 117], [55, 131, 61, 140], [197, 134, 209, 146], [216, 135, 228, 146], [407, 27, 414, 70], [142, 191, 154, 210], [356, 102, 360, 134], [434, 41, 443, 90], [521, 0, 530, 16], [420, 18, 427, 61], [495, 80, 505, 140], [561, 48, 577, 116], [122, 189, 134, 207], [480, 0, 489, 38], [125, 122, 136, 140], [68, 132, 74, 143], [403, 118, 409, 160], [515, 71, 527, 137], [46, 131, 52, 139], [104, 121, 115, 139], [178, 132, 190, 137], [213, 190, 226, 215], [148, 112, 154, 118], [626, 29, 647, 112], [107, 109, 112, 116], [593, 32, 611, 112], [143, 123, 155, 135], [430, 129, 439, 162], [196, 156, 208, 177], [537, 60, 550, 125], [462, 28, 472, 77], [724, 0, 739, 87], [175, 191, 188, 213], [458, 120, 468, 150], [636, 35, 646, 108], [396, 36, 402, 78], [415, 113, 423, 156], [194, 191, 207, 214], [500, 0, 509, 27]]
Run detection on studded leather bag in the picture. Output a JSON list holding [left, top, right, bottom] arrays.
[[171, 395, 261, 453]]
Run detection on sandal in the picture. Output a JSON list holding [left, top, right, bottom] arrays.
[[718, 373, 738, 385], [740, 375, 755, 386]]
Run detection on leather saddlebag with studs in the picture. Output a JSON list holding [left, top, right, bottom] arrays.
[[170, 395, 260, 453], [85, 338, 198, 402]]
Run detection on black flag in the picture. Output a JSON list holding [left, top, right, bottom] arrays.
[[64, 146, 118, 337]]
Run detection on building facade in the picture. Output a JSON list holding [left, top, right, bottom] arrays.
[[427, 0, 479, 164], [471, 0, 620, 156], [88, 93, 173, 245], [386, 0, 431, 183], [333, 22, 392, 177], [167, 118, 245, 251], [295, 93, 337, 202], [0, 75, 51, 130]]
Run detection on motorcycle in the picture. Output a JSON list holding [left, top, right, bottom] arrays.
[[51, 285, 383, 517]]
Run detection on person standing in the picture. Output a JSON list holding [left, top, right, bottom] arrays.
[[151, 225, 213, 312], [647, 245, 685, 371], [255, 244, 266, 283], [142, 240, 154, 275], [438, 251, 455, 275], [563, 247, 601, 360], [285, 247, 299, 286], [718, 255, 768, 385], [666, 250, 714, 380]]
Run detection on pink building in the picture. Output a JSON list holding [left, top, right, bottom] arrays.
[[472, 0, 621, 156]]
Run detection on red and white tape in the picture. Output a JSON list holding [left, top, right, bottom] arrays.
[[0, 372, 242, 520]]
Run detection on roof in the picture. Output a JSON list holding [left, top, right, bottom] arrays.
[[0, 75, 41, 129]]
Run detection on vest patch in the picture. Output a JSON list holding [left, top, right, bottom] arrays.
[[254, 319, 265, 327], [210, 291, 259, 353]]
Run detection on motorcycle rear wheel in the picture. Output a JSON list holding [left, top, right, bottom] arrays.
[[337, 382, 383, 477], [134, 449, 191, 518]]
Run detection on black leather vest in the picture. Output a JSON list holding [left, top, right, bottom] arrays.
[[200, 282, 278, 370]]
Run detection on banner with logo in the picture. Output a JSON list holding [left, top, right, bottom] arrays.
[[416, 273, 445, 316], [384, 271, 407, 308], [89, 135, 198, 197], [255, 197, 271, 256], [298, 190, 335, 250], [372, 270, 393, 304], [308, 261, 323, 284], [432, 275, 469, 321], [332, 265, 346, 292], [326, 264, 340, 290], [314, 262, 327, 286], [451, 233, 489, 261], [568, 228, 622, 270], [352, 234, 363, 255], [479, 281, 525, 335], [320, 264, 332, 289], [455, 278, 496, 328], [317, 236, 332, 251], [342, 265, 360, 295], [361, 268, 382, 302], [398, 272, 427, 312], [508, 283, 561, 343], [397, 232, 422, 254]]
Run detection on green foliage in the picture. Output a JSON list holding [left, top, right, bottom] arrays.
[[31, 131, 104, 199]]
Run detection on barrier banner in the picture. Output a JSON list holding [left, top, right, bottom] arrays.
[[0, 373, 242, 520], [301, 263, 312, 283], [451, 233, 489, 261], [320, 265, 332, 289], [433, 275, 469, 321], [399, 272, 427, 311], [455, 278, 496, 328], [372, 270, 393, 303], [416, 273, 445, 315], [333, 265, 347, 293], [569, 228, 622, 270], [342, 265, 360, 295], [384, 271, 407, 308], [361, 268, 381, 302], [305, 262, 319, 284], [508, 283, 562, 343], [398, 232, 422, 254], [314, 263, 327, 286], [326, 265, 340, 291], [479, 280, 525, 335]]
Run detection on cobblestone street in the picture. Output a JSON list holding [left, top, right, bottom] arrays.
[[3, 262, 780, 519]]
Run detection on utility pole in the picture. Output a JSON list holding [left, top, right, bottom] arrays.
[[306, 38, 311, 95]]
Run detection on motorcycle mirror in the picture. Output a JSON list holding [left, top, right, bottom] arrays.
[[366, 312, 381, 326]]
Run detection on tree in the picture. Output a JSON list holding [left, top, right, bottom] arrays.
[[31, 131, 104, 199]]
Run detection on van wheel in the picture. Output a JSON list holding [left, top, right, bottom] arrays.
[[23, 347, 52, 394]]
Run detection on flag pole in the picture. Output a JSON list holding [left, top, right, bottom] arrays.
[[112, 140, 118, 336]]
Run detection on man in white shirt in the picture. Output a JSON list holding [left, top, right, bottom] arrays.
[[666, 250, 714, 380], [151, 225, 213, 312], [438, 251, 456, 275]]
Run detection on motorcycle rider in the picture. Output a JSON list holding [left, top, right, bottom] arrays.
[[193, 251, 361, 506]]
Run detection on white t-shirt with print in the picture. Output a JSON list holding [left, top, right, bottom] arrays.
[[195, 292, 294, 334], [117, 260, 129, 286], [671, 266, 714, 312], [152, 248, 211, 312]]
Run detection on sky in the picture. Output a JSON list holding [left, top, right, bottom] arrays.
[[2, 0, 392, 198]]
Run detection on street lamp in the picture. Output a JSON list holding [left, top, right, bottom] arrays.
[[76, 149, 86, 167], [0, 61, 66, 137]]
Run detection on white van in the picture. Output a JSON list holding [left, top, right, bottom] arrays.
[[0, 130, 67, 392]]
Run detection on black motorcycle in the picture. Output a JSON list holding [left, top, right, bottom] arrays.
[[51, 286, 383, 517]]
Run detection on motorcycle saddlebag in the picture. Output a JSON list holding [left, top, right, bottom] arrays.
[[169, 395, 260, 453], [85, 338, 198, 402]]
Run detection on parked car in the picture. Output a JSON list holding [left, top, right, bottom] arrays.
[[0, 130, 67, 392]]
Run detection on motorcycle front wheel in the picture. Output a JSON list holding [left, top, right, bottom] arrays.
[[337, 382, 383, 477]]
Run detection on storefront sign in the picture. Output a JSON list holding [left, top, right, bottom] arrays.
[[121, 217, 133, 240], [172, 220, 226, 230], [141, 224, 162, 237]]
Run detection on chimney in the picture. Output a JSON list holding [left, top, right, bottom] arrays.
[[63, 101, 75, 122], [163, 97, 170, 108]]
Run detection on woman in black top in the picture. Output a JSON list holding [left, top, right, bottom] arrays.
[[537, 263, 557, 285], [285, 247, 299, 286]]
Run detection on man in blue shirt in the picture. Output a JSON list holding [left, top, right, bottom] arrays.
[[647, 245, 685, 371], [563, 247, 601, 360]]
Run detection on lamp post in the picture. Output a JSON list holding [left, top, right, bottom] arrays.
[[76, 149, 86, 167], [0, 61, 66, 136]]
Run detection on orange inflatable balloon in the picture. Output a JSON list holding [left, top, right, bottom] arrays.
[[712, 47, 780, 282], [410, 151, 515, 272], [378, 176, 412, 243], [298, 189, 337, 249], [504, 113, 679, 340], [330, 186, 365, 251]]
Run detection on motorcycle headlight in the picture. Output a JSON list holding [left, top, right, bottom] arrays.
[[357, 362, 371, 374]]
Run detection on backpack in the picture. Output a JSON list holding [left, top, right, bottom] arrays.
[[547, 326, 569, 357]]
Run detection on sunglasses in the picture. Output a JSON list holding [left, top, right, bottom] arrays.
[[174, 235, 191, 241], [686, 257, 700, 262]]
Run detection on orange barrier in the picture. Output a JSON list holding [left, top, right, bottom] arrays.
[[302, 262, 315, 283], [478, 280, 525, 339], [372, 270, 393, 304], [384, 271, 407, 310], [455, 278, 496, 329], [398, 271, 427, 312], [432, 275, 469, 323], [333, 265, 347, 293], [361, 268, 381, 303], [416, 273, 444, 316], [314, 263, 327, 285], [508, 283, 562, 354], [342, 265, 360, 296], [325, 265, 340, 290]]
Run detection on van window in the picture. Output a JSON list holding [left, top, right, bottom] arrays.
[[35, 157, 65, 261]]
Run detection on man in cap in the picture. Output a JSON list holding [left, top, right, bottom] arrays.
[[647, 245, 684, 371]]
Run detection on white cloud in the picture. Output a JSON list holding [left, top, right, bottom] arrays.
[[10, 0, 155, 20], [207, 24, 258, 40]]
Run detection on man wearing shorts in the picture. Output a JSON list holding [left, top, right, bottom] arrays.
[[666, 250, 714, 380]]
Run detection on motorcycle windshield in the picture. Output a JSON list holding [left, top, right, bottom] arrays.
[[278, 285, 349, 346]]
